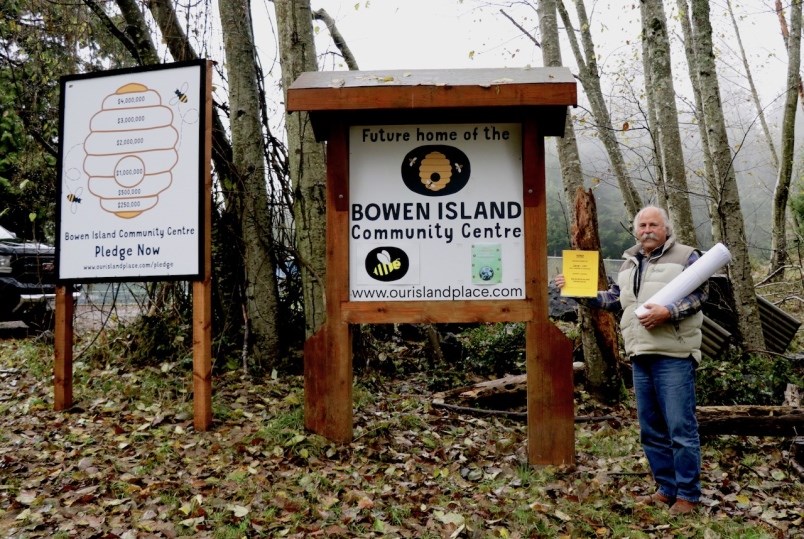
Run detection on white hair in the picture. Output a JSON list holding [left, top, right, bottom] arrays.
[[633, 206, 673, 237]]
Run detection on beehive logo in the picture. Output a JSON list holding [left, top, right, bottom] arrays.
[[364, 246, 409, 282], [83, 82, 178, 219], [400, 145, 470, 197]]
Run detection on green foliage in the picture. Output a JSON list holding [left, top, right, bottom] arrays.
[[123, 310, 192, 365], [458, 322, 525, 377], [546, 185, 571, 256], [0, 67, 56, 238], [0, 0, 135, 239], [697, 349, 803, 405]]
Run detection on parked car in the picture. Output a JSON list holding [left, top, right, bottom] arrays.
[[0, 224, 77, 330]]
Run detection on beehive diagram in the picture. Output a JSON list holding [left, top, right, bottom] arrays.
[[83, 83, 178, 219], [418, 150, 452, 192]]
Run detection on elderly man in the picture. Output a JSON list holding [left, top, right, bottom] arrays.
[[555, 205, 707, 515]]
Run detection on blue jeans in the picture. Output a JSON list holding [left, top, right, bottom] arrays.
[[632, 354, 701, 503]]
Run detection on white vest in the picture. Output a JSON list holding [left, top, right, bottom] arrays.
[[617, 237, 703, 362]]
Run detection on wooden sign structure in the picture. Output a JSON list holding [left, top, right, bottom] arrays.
[[53, 60, 214, 432], [287, 68, 577, 465]]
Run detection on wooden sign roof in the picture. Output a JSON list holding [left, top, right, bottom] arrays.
[[286, 67, 577, 140]]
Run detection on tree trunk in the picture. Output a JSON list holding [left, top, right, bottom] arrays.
[[769, 0, 802, 279], [689, 0, 766, 352], [639, 21, 666, 210], [775, 0, 804, 114], [275, 0, 328, 338], [114, 0, 160, 65], [572, 188, 622, 403], [539, 0, 614, 402], [147, 0, 237, 188], [640, 0, 697, 245], [219, 0, 281, 366], [556, 0, 642, 220], [537, 1, 583, 207], [675, 0, 720, 244]]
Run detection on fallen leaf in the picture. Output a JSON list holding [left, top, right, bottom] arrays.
[[436, 511, 465, 527], [228, 504, 249, 518]]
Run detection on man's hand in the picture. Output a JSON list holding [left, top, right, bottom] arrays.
[[637, 303, 671, 330], [554, 274, 565, 288]]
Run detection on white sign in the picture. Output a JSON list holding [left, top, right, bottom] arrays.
[[349, 123, 525, 301], [57, 61, 205, 281]]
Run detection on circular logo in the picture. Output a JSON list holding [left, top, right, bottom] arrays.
[[478, 266, 495, 281], [401, 145, 470, 196], [365, 246, 410, 282]]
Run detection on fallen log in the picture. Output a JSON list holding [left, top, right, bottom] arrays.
[[433, 366, 585, 408], [435, 377, 803, 437], [430, 401, 802, 436], [697, 406, 804, 437], [430, 400, 616, 423]]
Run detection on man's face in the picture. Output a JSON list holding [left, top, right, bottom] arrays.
[[635, 208, 668, 255]]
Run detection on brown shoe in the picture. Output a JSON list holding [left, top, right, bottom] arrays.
[[635, 492, 674, 506], [669, 499, 698, 515]]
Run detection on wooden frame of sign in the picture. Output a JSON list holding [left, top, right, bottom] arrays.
[[287, 68, 577, 465]]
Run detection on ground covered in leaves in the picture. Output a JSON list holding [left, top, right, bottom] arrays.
[[1, 336, 803, 539]]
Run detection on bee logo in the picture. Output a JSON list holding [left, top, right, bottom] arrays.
[[170, 82, 189, 105], [373, 250, 401, 277], [365, 246, 409, 282], [66, 187, 83, 214]]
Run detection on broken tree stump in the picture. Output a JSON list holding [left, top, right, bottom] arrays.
[[571, 187, 622, 404]]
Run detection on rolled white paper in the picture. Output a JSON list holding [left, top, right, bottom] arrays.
[[634, 242, 732, 317]]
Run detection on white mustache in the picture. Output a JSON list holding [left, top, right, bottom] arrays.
[[641, 232, 658, 240]]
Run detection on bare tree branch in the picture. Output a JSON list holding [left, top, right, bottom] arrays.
[[313, 8, 359, 70], [500, 8, 540, 47]]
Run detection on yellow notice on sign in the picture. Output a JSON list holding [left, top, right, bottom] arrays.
[[561, 250, 599, 298]]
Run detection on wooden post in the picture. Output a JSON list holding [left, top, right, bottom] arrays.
[[192, 277, 212, 430], [54, 284, 74, 411], [523, 119, 575, 465], [304, 121, 353, 442], [192, 60, 214, 432]]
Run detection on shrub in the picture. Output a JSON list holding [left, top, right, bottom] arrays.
[[697, 349, 803, 405]]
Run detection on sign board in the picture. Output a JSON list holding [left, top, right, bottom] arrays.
[[287, 67, 578, 464], [349, 123, 524, 301], [56, 60, 207, 282]]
